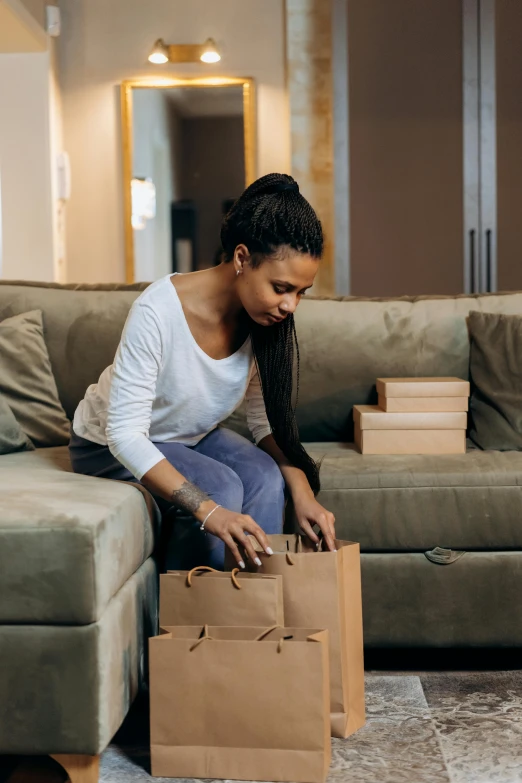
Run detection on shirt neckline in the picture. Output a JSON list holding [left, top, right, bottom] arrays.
[[167, 274, 251, 363]]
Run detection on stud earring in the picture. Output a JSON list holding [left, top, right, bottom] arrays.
[[236, 270, 241, 276]]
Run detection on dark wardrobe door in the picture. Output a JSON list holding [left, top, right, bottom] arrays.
[[496, 0, 522, 292], [347, 0, 465, 296]]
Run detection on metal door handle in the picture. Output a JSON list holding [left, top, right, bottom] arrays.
[[469, 229, 476, 293], [486, 229, 492, 292]]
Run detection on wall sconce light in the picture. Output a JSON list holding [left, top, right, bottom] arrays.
[[200, 39, 221, 63], [148, 38, 221, 65], [148, 39, 169, 64], [131, 177, 156, 230]]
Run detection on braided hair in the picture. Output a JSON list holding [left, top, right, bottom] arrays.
[[220, 173, 323, 495]]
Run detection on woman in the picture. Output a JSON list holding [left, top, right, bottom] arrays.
[[69, 173, 336, 570]]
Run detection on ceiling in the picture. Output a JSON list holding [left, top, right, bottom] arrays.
[[0, 0, 47, 53]]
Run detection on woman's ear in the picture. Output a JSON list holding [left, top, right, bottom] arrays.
[[234, 244, 250, 274]]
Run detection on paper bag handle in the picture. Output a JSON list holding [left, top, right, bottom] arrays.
[[283, 535, 302, 564], [191, 625, 288, 653], [254, 625, 281, 641], [186, 566, 242, 590], [190, 624, 212, 651], [286, 534, 329, 564], [255, 625, 289, 653]]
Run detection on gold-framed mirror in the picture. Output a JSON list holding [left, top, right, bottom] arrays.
[[121, 77, 256, 283]]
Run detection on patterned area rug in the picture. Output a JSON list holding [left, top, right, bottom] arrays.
[[99, 672, 522, 783], [2, 671, 522, 782]]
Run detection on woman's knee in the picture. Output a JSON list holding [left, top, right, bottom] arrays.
[[157, 440, 245, 512], [203, 462, 244, 511], [245, 450, 285, 498]]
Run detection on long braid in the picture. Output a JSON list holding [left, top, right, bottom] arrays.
[[221, 173, 323, 495]]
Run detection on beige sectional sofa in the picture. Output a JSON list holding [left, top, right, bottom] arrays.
[[2, 279, 522, 770]]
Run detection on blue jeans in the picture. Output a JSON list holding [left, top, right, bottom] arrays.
[[68, 426, 285, 570]]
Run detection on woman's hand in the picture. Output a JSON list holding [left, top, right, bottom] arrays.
[[202, 505, 274, 568], [256, 436, 335, 551], [292, 495, 336, 551]]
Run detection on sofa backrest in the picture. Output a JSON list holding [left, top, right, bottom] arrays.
[[0, 281, 147, 420], [293, 291, 522, 440], [2, 280, 522, 441]]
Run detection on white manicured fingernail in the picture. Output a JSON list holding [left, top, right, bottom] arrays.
[[255, 557, 262, 566], [266, 547, 274, 555], [239, 560, 245, 569]]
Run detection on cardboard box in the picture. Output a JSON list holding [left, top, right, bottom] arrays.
[[378, 394, 469, 412], [376, 377, 470, 398], [354, 405, 467, 430], [355, 426, 466, 454]]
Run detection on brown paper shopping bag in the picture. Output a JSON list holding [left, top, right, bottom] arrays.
[[149, 625, 331, 782], [227, 535, 365, 738], [160, 566, 284, 627]]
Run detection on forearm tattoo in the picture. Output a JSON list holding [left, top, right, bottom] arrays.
[[171, 481, 211, 515]]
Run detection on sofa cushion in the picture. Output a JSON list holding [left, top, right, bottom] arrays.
[[0, 310, 70, 446], [294, 292, 522, 441], [308, 441, 522, 551], [468, 311, 522, 450], [361, 551, 522, 646], [0, 447, 159, 624], [0, 394, 34, 455], [3, 282, 522, 439], [0, 282, 146, 420], [228, 290, 522, 441], [0, 557, 158, 755]]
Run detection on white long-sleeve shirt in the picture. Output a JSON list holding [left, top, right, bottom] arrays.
[[72, 274, 271, 479]]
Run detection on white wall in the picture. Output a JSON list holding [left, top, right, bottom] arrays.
[[0, 39, 65, 282], [0, 51, 55, 280], [58, 0, 290, 283], [48, 38, 67, 282]]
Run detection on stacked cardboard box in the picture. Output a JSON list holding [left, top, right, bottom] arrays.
[[354, 377, 470, 454]]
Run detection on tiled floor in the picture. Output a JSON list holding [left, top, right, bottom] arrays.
[[3, 660, 522, 783]]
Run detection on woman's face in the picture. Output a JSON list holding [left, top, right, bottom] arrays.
[[236, 245, 319, 326]]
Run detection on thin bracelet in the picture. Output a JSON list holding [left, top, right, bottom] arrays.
[[200, 504, 221, 531]]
